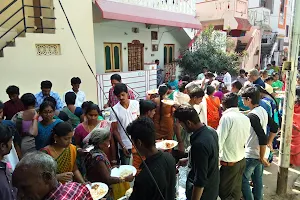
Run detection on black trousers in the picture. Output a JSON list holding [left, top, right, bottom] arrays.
[[219, 158, 246, 200]]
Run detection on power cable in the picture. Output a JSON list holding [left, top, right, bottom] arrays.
[[57, 1, 166, 199]]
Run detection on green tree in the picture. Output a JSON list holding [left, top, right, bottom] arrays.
[[178, 26, 240, 79]]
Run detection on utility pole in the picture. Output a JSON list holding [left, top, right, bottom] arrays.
[[276, 0, 300, 195]]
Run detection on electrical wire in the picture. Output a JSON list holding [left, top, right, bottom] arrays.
[[57, 1, 166, 199]]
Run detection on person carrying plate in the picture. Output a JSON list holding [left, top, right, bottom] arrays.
[[85, 127, 134, 200], [153, 85, 175, 140]]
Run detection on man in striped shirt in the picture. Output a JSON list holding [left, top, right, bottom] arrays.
[[13, 152, 92, 200]]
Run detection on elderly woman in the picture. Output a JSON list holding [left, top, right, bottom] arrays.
[[85, 128, 134, 199]]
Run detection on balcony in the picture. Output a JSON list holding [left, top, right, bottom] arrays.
[[248, 7, 271, 30], [93, 0, 200, 29], [196, 0, 248, 26], [105, 0, 196, 15]]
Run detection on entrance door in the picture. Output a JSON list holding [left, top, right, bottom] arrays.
[[128, 40, 144, 71]]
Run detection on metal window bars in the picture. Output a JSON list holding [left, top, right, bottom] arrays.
[[0, 0, 56, 53]]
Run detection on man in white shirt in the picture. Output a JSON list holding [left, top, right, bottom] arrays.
[[110, 83, 139, 165], [240, 86, 270, 200], [217, 92, 251, 200], [174, 81, 190, 105], [63, 77, 86, 107], [222, 68, 232, 91], [187, 84, 207, 125]]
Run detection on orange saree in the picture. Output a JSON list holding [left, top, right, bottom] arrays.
[[206, 96, 221, 129]]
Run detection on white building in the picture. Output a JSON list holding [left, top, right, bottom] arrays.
[[0, 0, 201, 106], [248, 0, 295, 66]]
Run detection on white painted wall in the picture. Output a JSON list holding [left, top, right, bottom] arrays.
[[93, 20, 185, 74], [0, 0, 97, 102], [96, 70, 157, 108], [248, 0, 260, 8]]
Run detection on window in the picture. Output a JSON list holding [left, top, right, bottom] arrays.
[[104, 43, 122, 72], [164, 44, 175, 64], [286, 25, 289, 37]]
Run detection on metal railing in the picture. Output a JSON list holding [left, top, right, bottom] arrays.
[[0, 0, 56, 52]]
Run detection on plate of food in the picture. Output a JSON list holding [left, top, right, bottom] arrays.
[[111, 165, 137, 178], [86, 182, 109, 200], [275, 90, 285, 94], [156, 140, 178, 150], [147, 89, 158, 95], [161, 99, 175, 106]]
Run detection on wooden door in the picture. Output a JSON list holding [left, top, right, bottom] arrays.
[[128, 40, 144, 71]]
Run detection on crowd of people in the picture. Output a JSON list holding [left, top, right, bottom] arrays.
[[0, 61, 299, 200]]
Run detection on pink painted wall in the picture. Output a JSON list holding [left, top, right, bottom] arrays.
[[196, 0, 248, 30]]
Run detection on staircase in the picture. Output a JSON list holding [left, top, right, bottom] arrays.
[[261, 34, 278, 67], [235, 40, 247, 53], [239, 27, 262, 71], [0, 0, 56, 57]]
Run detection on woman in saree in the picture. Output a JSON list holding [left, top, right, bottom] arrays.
[[74, 103, 111, 149], [62, 92, 83, 128], [290, 91, 300, 166], [85, 127, 134, 199], [41, 122, 84, 183], [35, 101, 62, 150], [205, 85, 221, 129], [43, 96, 69, 122], [74, 103, 116, 175], [153, 85, 175, 140]]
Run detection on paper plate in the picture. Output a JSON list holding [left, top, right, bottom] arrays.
[[86, 182, 109, 200], [147, 89, 158, 94], [156, 140, 178, 150], [161, 99, 175, 106], [111, 165, 137, 178], [275, 91, 285, 94]]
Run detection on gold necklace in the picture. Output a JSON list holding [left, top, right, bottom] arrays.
[[51, 146, 65, 157]]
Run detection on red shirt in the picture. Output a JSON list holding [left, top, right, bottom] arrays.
[[3, 99, 24, 120], [108, 86, 135, 107], [45, 182, 93, 200]]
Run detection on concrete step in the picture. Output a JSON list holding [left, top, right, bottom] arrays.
[[0, 27, 18, 50], [0, 49, 3, 57], [6, 40, 16, 47]]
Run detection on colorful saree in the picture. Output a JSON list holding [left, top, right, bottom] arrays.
[[62, 107, 81, 128], [291, 104, 300, 166], [41, 144, 77, 183], [36, 119, 62, 150], [205, 96, 220, 129]]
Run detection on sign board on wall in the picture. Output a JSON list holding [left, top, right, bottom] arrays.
[[96, 70, 157, 108]]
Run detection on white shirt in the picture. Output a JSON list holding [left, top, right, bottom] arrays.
[[63, 90, 86, 107], [110, 100, 139, 149], [193, 99, 207, 125], [174, 91, 190, 105], [223, 72, 232, 91], [217, 107, 251, 162], [245, 106, 268, 159], [3, 143, 19, 171]]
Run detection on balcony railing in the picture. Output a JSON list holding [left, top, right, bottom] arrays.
[[248, 7, 271, 27], [0, 0, 56, 52], [196, 0, 248, 22], [106, 0, 196, 15]]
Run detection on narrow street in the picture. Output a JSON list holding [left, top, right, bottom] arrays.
[[263, 152, 300, 200]]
